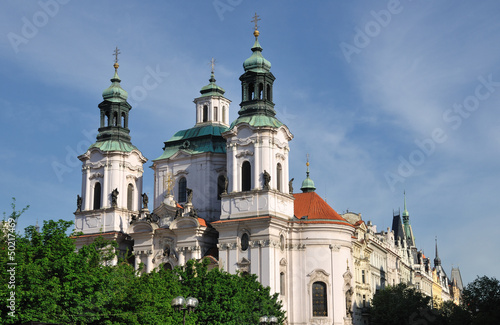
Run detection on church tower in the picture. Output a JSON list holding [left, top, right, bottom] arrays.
[[152, 60, 230, 222], [75, 49, 147, 246], [214, 15, 295, 294], [220, 15, 294, 220]]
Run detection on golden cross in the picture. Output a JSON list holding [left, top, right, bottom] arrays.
[[251, 12, 260, 31], [113, 46, 121, 64], [164, 172, 174, 196], [210, 57, 216, 74]]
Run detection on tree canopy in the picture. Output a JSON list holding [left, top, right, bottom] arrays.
[[1, 201, 284, 324], [370, 283, 436, 325], [461, 275, 500, 325]]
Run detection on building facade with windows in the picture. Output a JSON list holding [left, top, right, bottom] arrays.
[[73, 23, 461, 325]]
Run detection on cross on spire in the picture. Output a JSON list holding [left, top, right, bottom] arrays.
[[210, 57, 216, 74], [251, 12, 260, 31], [113, 46, 121, 64]]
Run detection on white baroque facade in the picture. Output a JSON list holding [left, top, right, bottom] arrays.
[[74, 26, 461, 325]]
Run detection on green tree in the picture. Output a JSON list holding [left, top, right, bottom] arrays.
[[175, 259, 285, 325], [462, 275, 500, 325], [370, 283, 436, 325], [1, 201, 285, 324]]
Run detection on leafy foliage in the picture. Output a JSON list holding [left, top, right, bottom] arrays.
[[370, 283, 435, 325], [1, 201, 284, 324], [462, 275, 500, 325]]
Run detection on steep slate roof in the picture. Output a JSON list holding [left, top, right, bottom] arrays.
[[293, 192, 351, 225]]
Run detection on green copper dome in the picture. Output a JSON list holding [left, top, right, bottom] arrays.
[[300, 161, 316, 193], [243, 34, 271, 73], [200, 72, 225, 97], [102, 68, 128, 103]]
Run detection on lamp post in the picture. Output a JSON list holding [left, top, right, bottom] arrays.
[[259, 315, 278, 325], [171, 296, 198, 325]]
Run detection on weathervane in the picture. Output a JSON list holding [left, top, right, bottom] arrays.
[[210, 57, 216, 74], [251, 12, 260, 31]]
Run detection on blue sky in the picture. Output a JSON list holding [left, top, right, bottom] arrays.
[[1, 0, 499, 285]]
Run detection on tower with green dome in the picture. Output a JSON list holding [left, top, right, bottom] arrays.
[[218, 14, 294, 221], [151, 58, 231, 222], [75, 49, 147, 255]]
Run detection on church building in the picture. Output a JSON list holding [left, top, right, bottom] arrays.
[[73, 17, 460, 325]]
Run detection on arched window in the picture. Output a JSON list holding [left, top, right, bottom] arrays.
[[106, 113, 110, 126], [122, 112, 127, 128], [276, 163, 282, 192], [214, 106, 218, 121], [312, 282, 327, 316], [127, 183, 134, 210], [163, 263, 173, 271], [113, 112, 118, 126], [248, 83, 254, 100], [203, 105, 208, 122], [93, 182, 101, 210], [178, 177, 187, 202], [280, 272, 285, 295], [217, 175, 225, 200], [242, 161, 251, 191], [267, 84, 271, 101], [258, 83, 263, 99], [222, 106, 226, 123]]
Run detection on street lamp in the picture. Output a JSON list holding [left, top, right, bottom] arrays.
[[171, 296, 198, 325], [259, 315, 278, 325]]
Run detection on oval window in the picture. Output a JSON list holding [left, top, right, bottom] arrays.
[[241, 233, 249, 251]]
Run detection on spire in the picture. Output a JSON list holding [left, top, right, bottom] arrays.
[[301, 154, 316, 193], [199, 57, 226, 97], [402, 190, 409, 217], [434, 237, 441, 267], [401, 191, 415, 247]]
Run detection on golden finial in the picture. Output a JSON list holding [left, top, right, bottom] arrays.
[[251, 12, 261, 37], [113, 46, 121, 70], [306, 153, 310, 167]]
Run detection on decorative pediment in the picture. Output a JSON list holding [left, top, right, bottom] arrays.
[[307, 269, 330, 286], [174, 169, 189, 176], [237, 257, 251, 273], [235, 150, 254, 158], [89, 172, 104, 180], [170, 216, 199, 229]]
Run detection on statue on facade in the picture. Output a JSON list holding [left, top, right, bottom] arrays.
[[174, 207, 182, 219], [142, 193, 149, 209], [223, 175, 228, 194], [111, 188, 119, 207], [76, 194, 82, 212], [186, 188, 193, 204], [346, 287, 353, 317], [288, 178, 294, 194], [263, 170, 271, 189]]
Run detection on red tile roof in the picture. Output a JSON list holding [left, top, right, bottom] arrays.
[[197, 217, 207, 227], [293, 192, 348, 223]]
